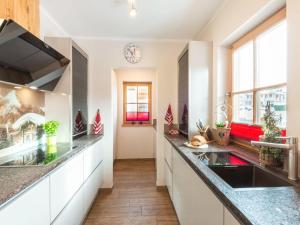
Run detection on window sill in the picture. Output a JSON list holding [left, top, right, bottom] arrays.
[[122, 123, 153, 127]]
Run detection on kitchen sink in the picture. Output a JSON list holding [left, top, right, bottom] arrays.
[[192, 151, 292, 188], [209, 165, 292, 188]]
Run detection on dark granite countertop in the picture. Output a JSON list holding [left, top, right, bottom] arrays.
[[165, 134, 300, 225], [0, 134, 103, 209]]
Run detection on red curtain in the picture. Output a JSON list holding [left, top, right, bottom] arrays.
[[126, 112, 149, 121]]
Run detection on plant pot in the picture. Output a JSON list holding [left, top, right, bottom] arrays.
[[258, 135, 284, 167], [259, 152, 283, 167], [46, 136, 57, 154], [212, 128, 231, 146], [47, 136, 57, 146]]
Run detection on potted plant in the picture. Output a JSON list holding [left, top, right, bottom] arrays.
[[214, 121, 231, 146], [43, 121, 60, 153], [259, 102, 283, 167]]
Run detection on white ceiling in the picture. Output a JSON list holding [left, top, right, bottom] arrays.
[[40, 0, 224, 40]]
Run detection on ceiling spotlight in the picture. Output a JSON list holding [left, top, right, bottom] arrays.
[[129, 0, 137, 17], [130, 8, 137, 17], [14, 86, 21, 89], [29, 86, 38, 90]]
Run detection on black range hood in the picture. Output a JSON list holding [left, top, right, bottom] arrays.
[[0, 19, 70, 91]]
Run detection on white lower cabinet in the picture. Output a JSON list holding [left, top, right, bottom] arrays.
[[83, 161, 103, 214], [172, 149, 223, 225], [52, 185, 85, 225], [164, 138, 173, 169], [50, 152, 84, 222], [224, 208, 241, 225], [84, 141, 103, 181], [0, 178, 50, 225], [164, 160, 173, 200]]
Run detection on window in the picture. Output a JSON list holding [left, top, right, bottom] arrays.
[[231, 8, 286, 128], [123, 82, 152, 125]]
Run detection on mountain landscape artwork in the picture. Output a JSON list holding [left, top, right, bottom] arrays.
[[0, 83, 45, 150]]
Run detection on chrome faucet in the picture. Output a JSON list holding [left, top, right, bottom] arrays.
[[251, 137, 298, 181]]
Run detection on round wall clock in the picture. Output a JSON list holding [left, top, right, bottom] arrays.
[[124, 43, 142, 64]]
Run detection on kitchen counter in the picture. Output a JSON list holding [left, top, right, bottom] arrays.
[[165, 134, 300, 225], [0, 134, 103, 209]]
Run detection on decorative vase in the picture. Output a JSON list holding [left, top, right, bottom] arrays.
[[47, 135, 56, 146], [46, 136, 57, 154]]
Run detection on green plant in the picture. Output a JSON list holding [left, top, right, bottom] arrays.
[[43, 121, 60, 137], [215, 121, 226, 128], [261, 101, 282, 160]]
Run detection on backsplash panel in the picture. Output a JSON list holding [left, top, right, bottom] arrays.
[[0, 83, 45, 151]]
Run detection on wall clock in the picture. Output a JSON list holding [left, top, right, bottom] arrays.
[[124, 43, 142, 64]]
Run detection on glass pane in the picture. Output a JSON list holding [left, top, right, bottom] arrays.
[[256, 87, 286, 127], [138, 85, 149, 103], [138, 104, 148, 112], [233, 41, 254, 92], [256, 21, 287, 88], [126, 103, 137, 112], [126, 86, 137, 103], [233, 93, 253, 124]]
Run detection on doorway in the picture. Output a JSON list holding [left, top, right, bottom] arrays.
[[112, 68, 157, 160]]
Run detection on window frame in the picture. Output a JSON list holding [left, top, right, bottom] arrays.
[[123, 81, 152, 126], [230, 8, 287, 128]]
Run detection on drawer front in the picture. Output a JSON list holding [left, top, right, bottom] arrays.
[[84, 141, 102, 181], [52, 185, 85, 225], [224, 208, 241, 225], [164, 161, 173, 200], [0, 178, 50, 225], [83, 161, 103, 214], [164, 138, 173, 170], [50, 152, 84, 222]]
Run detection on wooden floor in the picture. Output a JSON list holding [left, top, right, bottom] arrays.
[[84, 159, 179, 225]]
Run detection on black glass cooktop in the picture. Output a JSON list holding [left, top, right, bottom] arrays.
[[0, 144, 71, 167], [193, 151, 250, 166]]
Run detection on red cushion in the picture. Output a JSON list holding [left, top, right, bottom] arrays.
[[230, 123, 286, 141]]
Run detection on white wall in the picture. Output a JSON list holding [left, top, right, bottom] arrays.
[[73, 39, 186, 186], [286, 0, 300, 175], [40, 6, 69, 39], [112, 70, 118, 161], [114, 68, 156, 159]]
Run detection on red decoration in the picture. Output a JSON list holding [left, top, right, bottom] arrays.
[[230, 123, 286, 141], [182, 104, 188, 124], [75, 110, 84, 133], [92, 109, 103, 135], [165, 104, 174, 126]]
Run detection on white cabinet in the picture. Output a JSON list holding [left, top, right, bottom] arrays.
[[50, 152, 84, 222], [52, 186, 85, 225], [83, 161, 103, 214], [0, 178, 50, 225], [84, 141, 102, 181], [172, 149, 223, 225], [224, 208, 241, 225], [164, 138, 173, 170], [164, 161, 173, 200]]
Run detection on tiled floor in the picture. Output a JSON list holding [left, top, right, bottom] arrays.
[[84, 159, 179, 225]]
